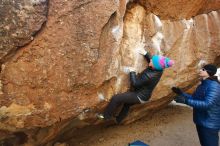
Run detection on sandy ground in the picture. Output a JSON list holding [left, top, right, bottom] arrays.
[[61, 104, 207, 146]]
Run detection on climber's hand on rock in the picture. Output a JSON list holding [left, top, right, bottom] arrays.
[[122, 66, 136, 74], [137, 49, 147, 55]]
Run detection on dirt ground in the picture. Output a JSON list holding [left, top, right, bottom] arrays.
[[64, 104, 202, 146]]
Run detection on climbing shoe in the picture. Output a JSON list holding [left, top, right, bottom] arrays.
[[97, 114, 105, 120]]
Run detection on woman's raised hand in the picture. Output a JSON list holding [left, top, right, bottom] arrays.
[[137, 49, 147, 55]]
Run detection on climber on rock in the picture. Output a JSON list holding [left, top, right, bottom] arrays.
[[97, 49, 174, 124]]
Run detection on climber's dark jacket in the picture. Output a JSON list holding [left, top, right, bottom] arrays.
[[183, 76, 220, 130], [130, 53, 163, 101]]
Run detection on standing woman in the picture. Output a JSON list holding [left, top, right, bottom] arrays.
[[172, 64, 220, 146], [97, 49, 174, 123]]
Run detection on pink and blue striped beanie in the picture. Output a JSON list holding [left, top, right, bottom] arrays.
[[152, 55, 174, 70]]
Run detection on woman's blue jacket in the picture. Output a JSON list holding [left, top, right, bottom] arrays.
[[183, 77, 220, 130]]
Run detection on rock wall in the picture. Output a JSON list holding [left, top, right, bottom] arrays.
[[0, 0, 220, 145], [0, 0, 48, 63]]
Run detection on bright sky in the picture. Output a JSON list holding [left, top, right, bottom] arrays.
[[216, 68, 220, 81]]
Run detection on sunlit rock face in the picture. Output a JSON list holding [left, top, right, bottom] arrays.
[[0, 0, 127, 144], [0, 0, 220, 145]]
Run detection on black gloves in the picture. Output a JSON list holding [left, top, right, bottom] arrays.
[[174, 95, 186, 104], [172, 87, 187, 104], [172, 87, 183, 95]]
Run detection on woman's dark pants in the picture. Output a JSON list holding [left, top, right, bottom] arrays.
[[103, 92, 140, 123], [196, 125, 219, 146]]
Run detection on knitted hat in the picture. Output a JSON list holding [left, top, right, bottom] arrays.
[[203, 64, 217, 76], [152, 55, 174, 70]]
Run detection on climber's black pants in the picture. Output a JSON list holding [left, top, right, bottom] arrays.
[[103, 92, 140, 123]]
